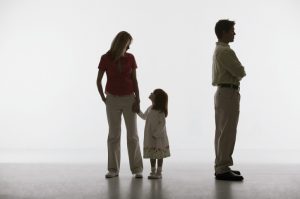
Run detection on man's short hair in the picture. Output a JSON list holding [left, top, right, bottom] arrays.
[[215, 19, 235, 39]]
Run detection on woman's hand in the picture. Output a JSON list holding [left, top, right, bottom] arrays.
[[132, 100, 140, 113], [101, 96, 106, 104], [97, 70, 106, 105]]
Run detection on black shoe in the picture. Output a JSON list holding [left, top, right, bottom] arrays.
[[231, 170, 241, 175], [215, 171, 244, 181], [214, 170, 241, 176]]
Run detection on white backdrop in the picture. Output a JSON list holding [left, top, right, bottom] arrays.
[[1, 0, 300, 163]]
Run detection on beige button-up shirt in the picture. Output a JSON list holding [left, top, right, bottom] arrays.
[[212, 42, 246, 86]]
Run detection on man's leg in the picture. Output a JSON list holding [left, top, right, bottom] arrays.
[[214, 88, 240, 174]]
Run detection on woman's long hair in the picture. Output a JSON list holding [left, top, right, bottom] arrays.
[[108, 31, 132, 62], [152, 89, 168, 117]]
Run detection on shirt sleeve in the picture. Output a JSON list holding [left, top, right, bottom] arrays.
[[98, 55, 107, 71], [138, 106, 151, 120], [152, 113, 166, 138], [218, 49, 246, 79], [131, 54, 138, 69]]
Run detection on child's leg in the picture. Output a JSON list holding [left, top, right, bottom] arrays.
[[150, 159, 156, 167], [157, 159, 163, 168], [150, 159, 156, 174], [157, 159, 163, 177]]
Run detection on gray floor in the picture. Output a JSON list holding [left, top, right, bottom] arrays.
[[0, 163, 300, 199]]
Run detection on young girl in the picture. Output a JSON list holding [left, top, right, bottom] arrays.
[[137, 89, 170, 179]]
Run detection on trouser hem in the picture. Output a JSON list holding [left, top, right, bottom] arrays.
[[131, 167, 143, 174]]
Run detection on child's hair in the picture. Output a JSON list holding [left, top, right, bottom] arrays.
[[152, 88, 168, 117]]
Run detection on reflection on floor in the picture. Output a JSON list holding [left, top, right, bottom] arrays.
[[0, 163, 300, 199]]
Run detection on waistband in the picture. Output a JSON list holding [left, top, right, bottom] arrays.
[[217, 84, 239, 90], [106, 92, 134, 97]]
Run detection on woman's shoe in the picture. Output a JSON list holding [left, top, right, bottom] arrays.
[[135, 172, 143, 178], [105, 171, 119, 178]]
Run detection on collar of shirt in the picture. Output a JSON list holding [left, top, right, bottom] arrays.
[[216, 42, 230, 47]]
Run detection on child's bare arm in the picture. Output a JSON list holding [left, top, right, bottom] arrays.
[[137, 106, 151, 120]]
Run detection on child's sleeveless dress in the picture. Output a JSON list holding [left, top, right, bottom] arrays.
[[138, 106, 170, 159]]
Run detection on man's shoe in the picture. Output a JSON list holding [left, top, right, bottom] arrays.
[[214, 170, 241, 176], [135, 173, 143, 178], [215, 171, 244, 181], [105, 171, 119, 178]]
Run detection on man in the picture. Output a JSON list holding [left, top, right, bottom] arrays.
[[212, 19, 246, 181]]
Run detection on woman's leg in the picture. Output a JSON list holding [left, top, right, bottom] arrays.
[[123, 95, 143, 174], [106, 95, 122, 173]]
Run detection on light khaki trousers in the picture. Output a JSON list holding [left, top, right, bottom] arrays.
[[214, 87, 240, 174], [106, 94, 143, 174]]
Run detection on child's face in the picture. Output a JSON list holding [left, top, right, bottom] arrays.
[[149, 92, 155, 103]]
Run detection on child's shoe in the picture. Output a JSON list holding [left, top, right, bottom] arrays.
[[148, 167, 156, 179], [148, 172, 157, 179], [148, 167, 162, 179], [148, 173, 162, 179], [156, 167, 162, 178], [155, 171, 162, 179]]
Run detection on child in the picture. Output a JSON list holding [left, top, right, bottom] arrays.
[[137, 89, 170, 179]]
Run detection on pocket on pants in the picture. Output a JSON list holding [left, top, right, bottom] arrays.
[[105, 94, 114, 107], [218, 88, 235, 100]]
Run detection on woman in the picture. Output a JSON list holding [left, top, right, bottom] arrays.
[[97, 31, 143, 178]]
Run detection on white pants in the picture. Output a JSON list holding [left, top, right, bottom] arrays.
[[214, 87, 240, 174], [106, 94, 143, 174]]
